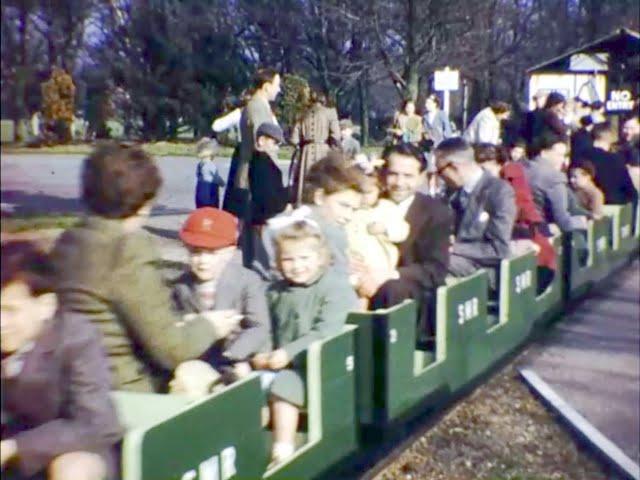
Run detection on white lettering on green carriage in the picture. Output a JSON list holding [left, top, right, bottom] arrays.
[[180, 446, 237, 480], [389, 329, 398, 344], [457, 297, 479, 324], [345, 355, 354, 372], [514, 270, 532, 294], [621, 224, 630, 239], [596, 237, 607, 252]]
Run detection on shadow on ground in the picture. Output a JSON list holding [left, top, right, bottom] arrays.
[[1, 189, 192, 217]]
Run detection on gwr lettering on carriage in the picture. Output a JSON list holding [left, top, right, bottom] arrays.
[[457, 297, 479, 324], [180, 446, 237, 480], [514, 270, 532, 294]]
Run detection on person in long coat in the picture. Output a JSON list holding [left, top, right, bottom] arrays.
[[422, 94, 452, 148], [222, 68, 281, 220], [289, 91, 341, 203]]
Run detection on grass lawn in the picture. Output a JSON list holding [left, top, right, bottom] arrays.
[[1, 142, 383, 160], [1, 213, 79, 233]]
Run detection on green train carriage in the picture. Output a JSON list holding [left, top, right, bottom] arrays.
[[113, 202, 639, 480]]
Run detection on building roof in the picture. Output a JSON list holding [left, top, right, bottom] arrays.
[[527, 28, 640, 73]]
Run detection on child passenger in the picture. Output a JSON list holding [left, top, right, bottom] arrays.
[[1, 241, 122, 480], [345, 174, 409, 308], [251, 221, 358, 464], [195, 137, 225, 208], [569, 161, 604, 220], [260, 154, 365, 281], [170, 207, 271, 392]]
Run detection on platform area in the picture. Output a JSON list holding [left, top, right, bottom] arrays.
[[520, 260, 640, 465]]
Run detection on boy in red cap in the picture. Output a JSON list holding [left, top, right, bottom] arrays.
[[170, 207, 271, 392]]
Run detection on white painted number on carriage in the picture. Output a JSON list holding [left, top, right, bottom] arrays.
[[180, 446, 237, 480], [389, 329, 398, 344], [596, 237, 607, 252], [457, 297, 479, 324], [621, 225, 631, 238], [345, 355, 354, 372], [514, 270, 532, 294]]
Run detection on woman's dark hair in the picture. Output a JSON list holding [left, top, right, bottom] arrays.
[[571, 159, 597, 179], [544, 92, 566, 109], [426, 94, 441, 108], [401, 99, 416, 111], [489, 101, 511, 114], [252, 67, 279, 91], [474, 143, 502, 165], [1, 241, 55, 295], [82, 143, 162, 218], [382, 142, 428, 171], [579, 115, 594, 128], [302, 153, 365, 204], [311, 89, 328, 106]]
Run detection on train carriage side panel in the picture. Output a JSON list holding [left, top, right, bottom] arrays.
[[483, 253, 538, 361], [120, 376, 268, 480], [264, 325, 358, 480]]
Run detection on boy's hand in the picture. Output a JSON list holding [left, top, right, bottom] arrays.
[[233, 361, 252, 379], [200, 310, 243, 340], [251, 353, 271, 370], [267, 349, 290, 370]]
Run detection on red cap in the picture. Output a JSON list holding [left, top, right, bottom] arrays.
[[179, 207, 239, 249]]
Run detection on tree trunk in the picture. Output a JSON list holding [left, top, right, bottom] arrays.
[[359, 75, 370, 147], [403, 0, 419, 101]]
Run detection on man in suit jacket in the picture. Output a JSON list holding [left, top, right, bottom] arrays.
[[434, 138, 516, 287], [525, 133, 588, 233], [223, 68, 281, 219], [353, 143, 453, 339], [1, 242, 122, 480], [584, 123, 637, 205]]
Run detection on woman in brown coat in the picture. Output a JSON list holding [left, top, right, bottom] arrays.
[[290, 90, 341, 203]]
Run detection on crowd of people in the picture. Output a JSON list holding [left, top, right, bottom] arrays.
[[2, 67, 639, 479]]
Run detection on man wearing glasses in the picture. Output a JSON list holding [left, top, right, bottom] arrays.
[[434, 138, 516, 289]]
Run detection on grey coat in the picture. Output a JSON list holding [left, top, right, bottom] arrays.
[[422, 110, 452, 147], [524, 157, 585, 232], [234, 95, 277, 190], [2, 312, 122, 478], [171, 252, 272, 361], [450, 171, 517, 267]]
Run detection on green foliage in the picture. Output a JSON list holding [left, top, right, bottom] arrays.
[[276, 74, 311, 133]]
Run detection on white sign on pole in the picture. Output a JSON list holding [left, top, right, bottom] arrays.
[[434, 67, 460, 92]]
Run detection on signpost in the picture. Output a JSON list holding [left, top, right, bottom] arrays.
[[434, 67, 460, 116]]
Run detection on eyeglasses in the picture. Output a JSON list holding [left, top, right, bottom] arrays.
[[436, 161, 454, 176]]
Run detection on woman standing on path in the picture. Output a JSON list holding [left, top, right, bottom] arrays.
[[289, 90, 341, 205], [389, 100, 423, 145], [222, 68, 281, 221]]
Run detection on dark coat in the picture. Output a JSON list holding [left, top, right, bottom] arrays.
[[570, 128, 593, 164], [373, 194, 452, 304], [584, 146, 638, 205], [248, 150, 289, 225], [1, 312, 122, 478]]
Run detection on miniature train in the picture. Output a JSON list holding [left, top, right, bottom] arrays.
[[112, 202, 639, 480]]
